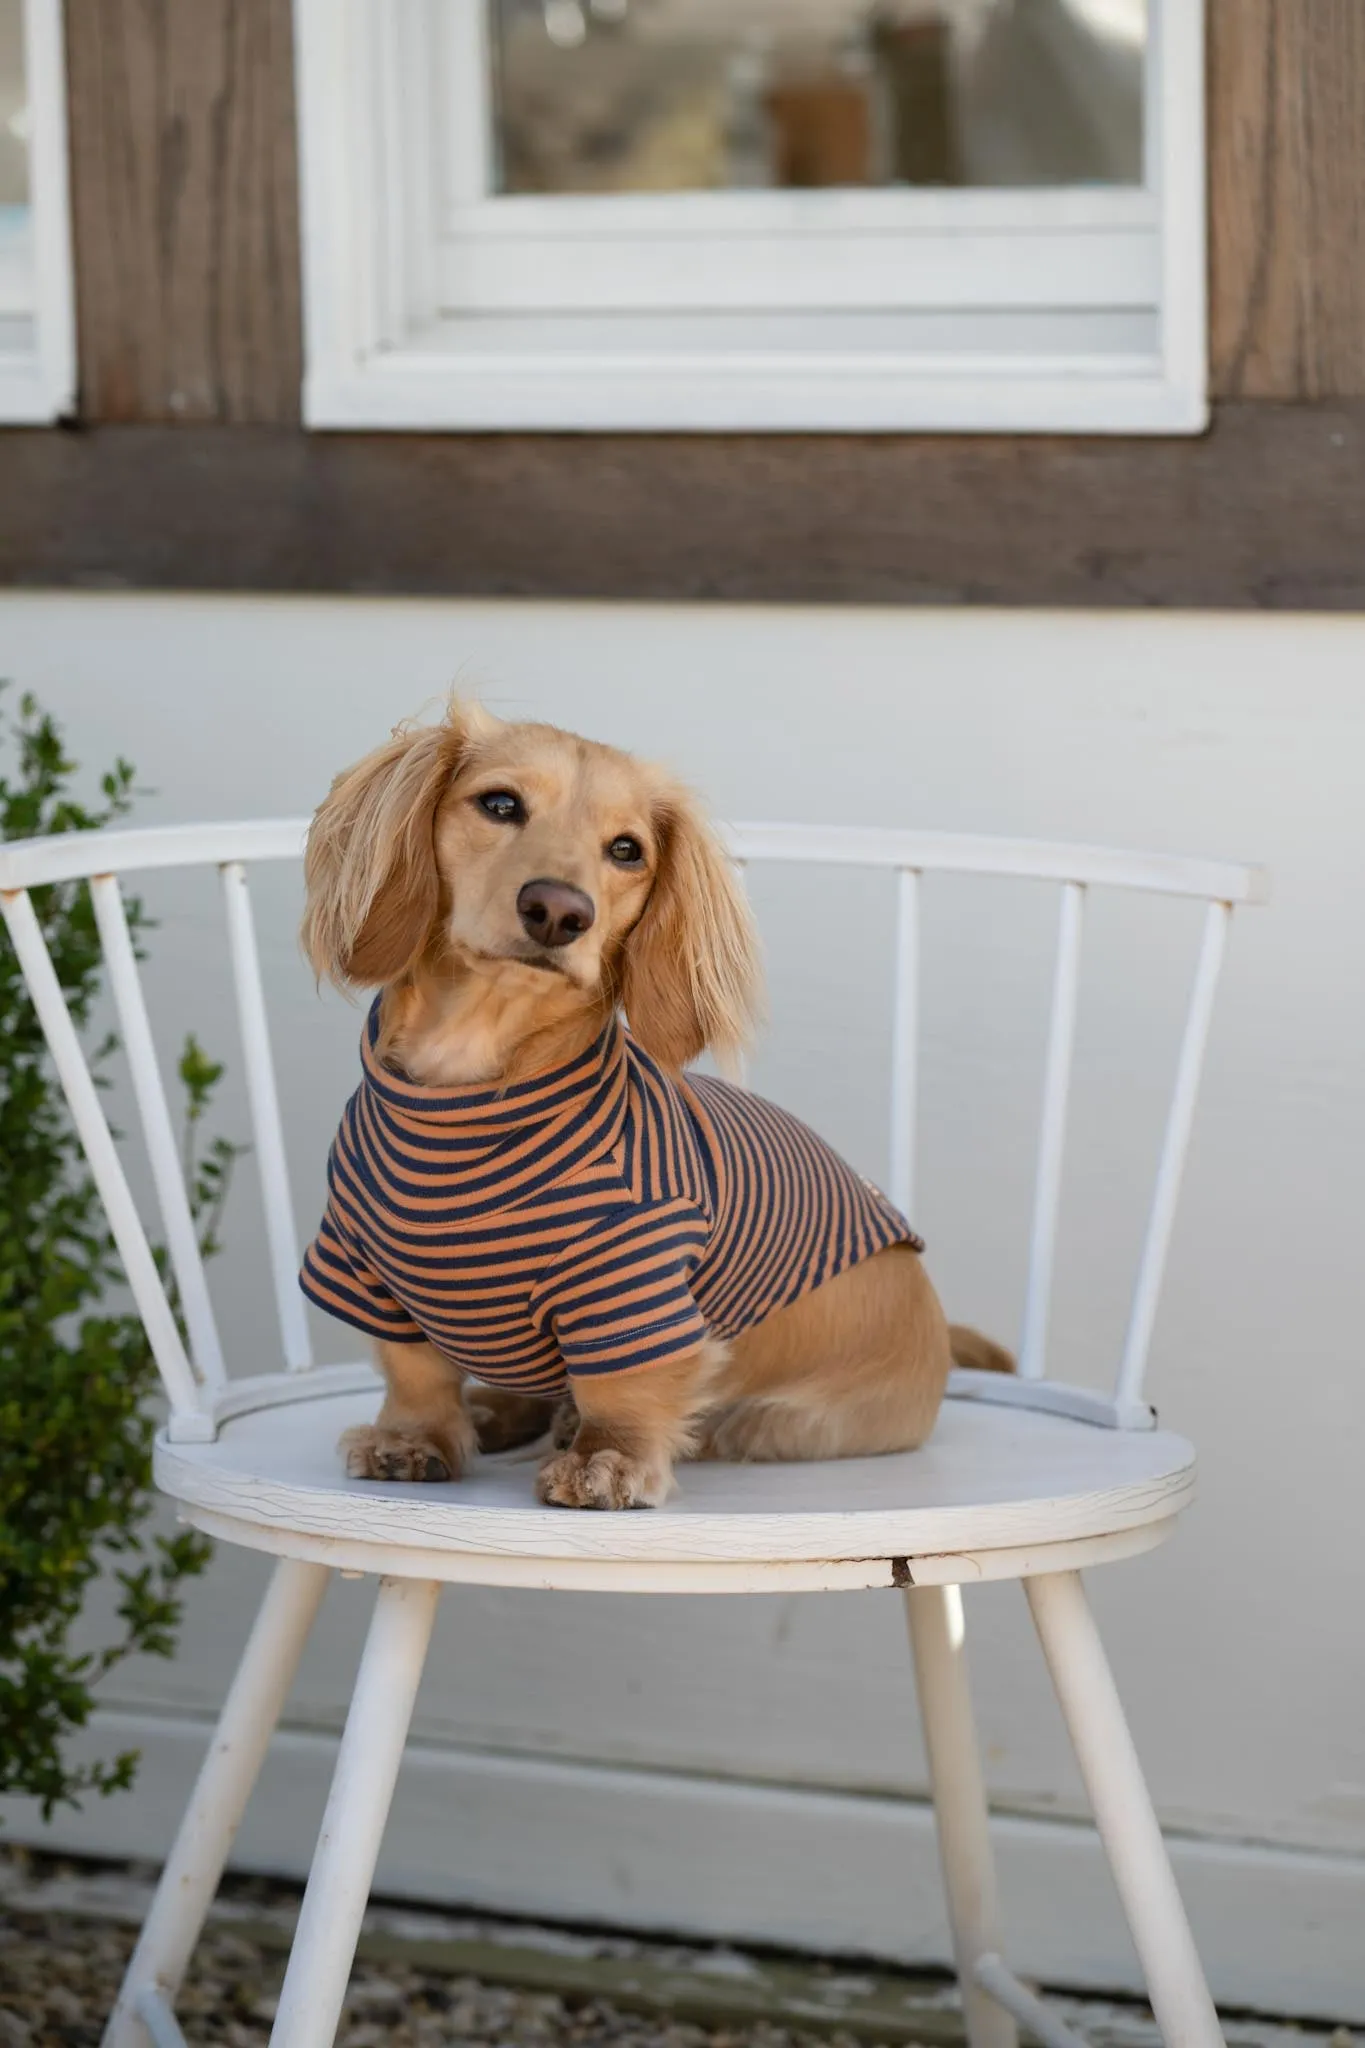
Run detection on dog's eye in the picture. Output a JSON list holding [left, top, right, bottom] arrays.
[[607, 835, 644, 867], [476, 790, 525, 824]]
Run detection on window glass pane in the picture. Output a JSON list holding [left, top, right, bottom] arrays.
[[489, 0, 1145, 196], [0, 0, 27, 207]]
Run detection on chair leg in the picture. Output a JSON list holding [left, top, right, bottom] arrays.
[[268, 1575, 441, 2048], [1025, 1571, 1224, 2048], [103, 1557, 330, 2048], [904, 1585, 1018, 2048]]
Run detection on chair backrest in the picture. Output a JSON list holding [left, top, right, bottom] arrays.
[[0, 819, 1267, 1441]]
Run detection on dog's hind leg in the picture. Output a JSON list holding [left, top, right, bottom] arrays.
[[700, 1246, 954, 1462], [465, 1386, 559, 1455]]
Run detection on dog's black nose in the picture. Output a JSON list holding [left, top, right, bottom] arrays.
[[517, 878, 596, 949]]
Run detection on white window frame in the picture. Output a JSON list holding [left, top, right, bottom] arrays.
[[0, 0, 74, 423], [294, 0, 1205, 435]]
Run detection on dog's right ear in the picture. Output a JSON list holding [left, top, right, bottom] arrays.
[[302, 700, 487, 990]]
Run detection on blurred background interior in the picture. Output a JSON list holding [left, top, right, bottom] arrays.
[[490, 0, 1145, 195]]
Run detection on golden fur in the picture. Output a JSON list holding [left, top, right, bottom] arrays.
[[307, 700, 1009, 1509]]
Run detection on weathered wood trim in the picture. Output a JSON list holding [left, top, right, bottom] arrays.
[[2, 406, 1364, 608], [62, 0, 302, 425], [1208, 0, 1365, 398]]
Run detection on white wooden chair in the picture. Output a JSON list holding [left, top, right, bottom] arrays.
[[0, 818, 1269, 2048]]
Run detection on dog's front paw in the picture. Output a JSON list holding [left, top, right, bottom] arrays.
[[340, 1422, 466, 1484], [536, 1446, 668, 1510]]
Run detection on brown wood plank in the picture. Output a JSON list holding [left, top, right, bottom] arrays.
[[3, 408, 1364, 608], [1209, 0, 1365, 398], [62, 0, 302, 424]]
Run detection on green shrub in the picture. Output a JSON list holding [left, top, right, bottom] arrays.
[[0, 689, 240, 1817]]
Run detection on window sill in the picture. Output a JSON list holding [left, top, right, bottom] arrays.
[[305, 329, 1205, 436]]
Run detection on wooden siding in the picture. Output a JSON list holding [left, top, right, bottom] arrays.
[[63, 0, 301, 424], [1208, 0, 1365, 398]]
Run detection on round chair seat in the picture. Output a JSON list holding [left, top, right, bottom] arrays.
[[156, 1365, 1196, 1593]]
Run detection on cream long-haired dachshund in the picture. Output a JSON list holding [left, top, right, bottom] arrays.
[[299, 701, 1010, 1510]]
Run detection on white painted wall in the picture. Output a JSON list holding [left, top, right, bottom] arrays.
[[2, 593, 1362, 2020]]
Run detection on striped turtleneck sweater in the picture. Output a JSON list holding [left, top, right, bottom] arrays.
[[301, 1002, 922, 1395]]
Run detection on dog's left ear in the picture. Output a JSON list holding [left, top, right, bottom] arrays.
[[620, 782, 763, 1074]]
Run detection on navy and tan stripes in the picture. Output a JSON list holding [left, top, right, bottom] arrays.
[[301, 1002, 921, 1395]]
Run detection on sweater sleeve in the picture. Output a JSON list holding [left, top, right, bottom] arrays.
[[533, 1201, 712, 1379], [300, 1200, 425, 1344]]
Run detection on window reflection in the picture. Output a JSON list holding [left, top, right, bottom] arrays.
[[490, 0, 1146, 197]]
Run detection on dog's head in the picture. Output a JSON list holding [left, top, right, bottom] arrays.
[[302, 700, 761, 1071]]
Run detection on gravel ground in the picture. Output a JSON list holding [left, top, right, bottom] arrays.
[[0, 1913, 935, 2048], [1, 1915, 852, 2048], [1, 1849, 1359, 2048], [0, 1847, 952, 2048]]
